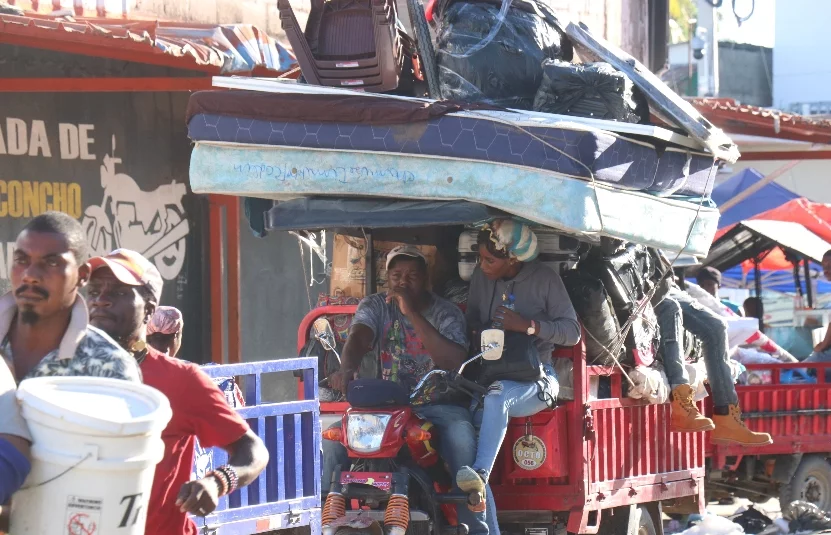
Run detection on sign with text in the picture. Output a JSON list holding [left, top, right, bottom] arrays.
[[0, 92, 204, 361]]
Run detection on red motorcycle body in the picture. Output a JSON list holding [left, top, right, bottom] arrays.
[[327, 406, 459, 527], [333, 406, 440, 465]]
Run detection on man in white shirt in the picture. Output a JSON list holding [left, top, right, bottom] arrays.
[[0, 212, 140, 524]]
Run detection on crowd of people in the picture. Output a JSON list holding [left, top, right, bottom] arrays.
[[0, 212, 268, 534], [0, 212, 790, 535]]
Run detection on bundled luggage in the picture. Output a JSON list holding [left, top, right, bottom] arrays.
[[533, 60, 648, 123], [584, 242, 655, 318], [583, 242, 659, 367], [561, 269, 626, 367], [434, 0, 572, 109]]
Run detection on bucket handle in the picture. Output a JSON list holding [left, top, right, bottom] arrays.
[[22, 443, 164, 489], [20, 448, 94, 490]]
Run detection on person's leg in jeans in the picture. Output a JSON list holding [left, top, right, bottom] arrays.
[[455, 366, 558, 535], [468, 374, 555, 477], [804, 349, 831, 363], [672, 289, 772, 446], [654, 297, 714, 432], [321, 421, 347, 495], [802, 348, 831, 381], [416, 404, 490, 535]]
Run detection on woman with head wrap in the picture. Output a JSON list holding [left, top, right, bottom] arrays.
[[147, 306, 184, 357], [458, 219, 580, 526]]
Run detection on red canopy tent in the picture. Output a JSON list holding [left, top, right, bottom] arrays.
[[714, 198, 831, 272]]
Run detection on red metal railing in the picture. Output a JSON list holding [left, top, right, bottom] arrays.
[[708, 361, 831, 469]]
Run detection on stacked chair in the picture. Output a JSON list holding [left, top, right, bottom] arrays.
[[278, 0, 406, 92]]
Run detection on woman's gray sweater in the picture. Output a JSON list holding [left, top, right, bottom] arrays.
[[465, 261, 581, 364]]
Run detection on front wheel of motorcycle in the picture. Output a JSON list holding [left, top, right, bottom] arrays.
[[407, 0, 442, 99]]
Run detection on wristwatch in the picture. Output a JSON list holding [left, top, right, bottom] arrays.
[[526, 320, 537, 336]]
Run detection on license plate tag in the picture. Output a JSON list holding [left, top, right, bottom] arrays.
[[340, 471, 392, 491]]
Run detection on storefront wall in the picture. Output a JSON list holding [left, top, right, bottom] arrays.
[[1, 45, 320, 375], [0, 46, 207, 361]]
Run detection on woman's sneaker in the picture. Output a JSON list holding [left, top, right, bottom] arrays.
[[456, 466, 487, 512]]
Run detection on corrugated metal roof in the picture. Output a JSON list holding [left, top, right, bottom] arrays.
[[690, 98, 831, 145], [0, 12, 297, 75]]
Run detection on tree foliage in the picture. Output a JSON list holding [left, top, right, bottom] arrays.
[[670, 0, 697, 42]]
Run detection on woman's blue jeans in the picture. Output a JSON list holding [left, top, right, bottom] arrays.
[[470, 365, 558, 479], [470, 365, 558, 535]]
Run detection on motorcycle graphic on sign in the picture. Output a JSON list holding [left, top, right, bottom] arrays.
[[82, 139, 190, 281]]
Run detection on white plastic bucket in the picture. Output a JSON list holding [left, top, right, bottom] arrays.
[[10, 376, 172, 535]]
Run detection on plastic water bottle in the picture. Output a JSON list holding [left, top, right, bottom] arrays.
[[492, 293, 515, 330], [505, 293, 516, 313]]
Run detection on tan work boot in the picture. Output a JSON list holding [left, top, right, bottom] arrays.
[[670, 384, 715, 433], [711, 405, 773, 446]]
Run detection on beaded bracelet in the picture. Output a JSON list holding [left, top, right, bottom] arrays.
[[216, 465, 239, 494], [207, 470, 229, 496]]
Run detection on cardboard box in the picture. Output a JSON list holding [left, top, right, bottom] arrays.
[[330, 234, 438, 298]]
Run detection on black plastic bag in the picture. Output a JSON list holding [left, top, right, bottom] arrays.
[[0, 2, 24, 15], [583, 243, 655, 319], [582, 244, 658, 367], [533, 60, 648, 123], [731, 506, 771, 534], [435, 0, 571, 109], [561, 269, 627, 366], [441, 278, 470, 306]]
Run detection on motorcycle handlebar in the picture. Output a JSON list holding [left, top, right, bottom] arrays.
[[409, 368, 488, 402], [446, 372, 488, 396]]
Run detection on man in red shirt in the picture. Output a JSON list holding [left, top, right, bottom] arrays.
[[86, 249, 269, 534]]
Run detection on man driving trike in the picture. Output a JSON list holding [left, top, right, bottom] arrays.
[[324, 245, 491, 535]]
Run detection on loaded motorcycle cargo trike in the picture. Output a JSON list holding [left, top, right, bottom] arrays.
[[181, 0, 831, 526], [183, 18, 743, 535]]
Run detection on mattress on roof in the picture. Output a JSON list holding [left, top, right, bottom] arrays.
[[186, 90, 717, 197]]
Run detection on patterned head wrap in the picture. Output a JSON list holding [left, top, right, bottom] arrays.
[[482, 219, 539, 262], [147, 306, 184, 336]]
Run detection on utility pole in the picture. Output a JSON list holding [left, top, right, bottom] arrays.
[[695, 0, 719, 97]]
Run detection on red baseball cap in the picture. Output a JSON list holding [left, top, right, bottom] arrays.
[[88, 248, 164, 303]]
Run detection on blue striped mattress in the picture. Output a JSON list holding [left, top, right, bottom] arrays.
[[187, 110, 717, 198]]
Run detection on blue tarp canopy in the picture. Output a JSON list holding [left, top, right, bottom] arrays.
[[259, 197, 506, 231], [720, 264, 831, 294], [712, 168, 800, 228]]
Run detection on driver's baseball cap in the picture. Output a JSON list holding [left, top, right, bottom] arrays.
[[386, 245, 427, 270], [88, 248, 163, 303]]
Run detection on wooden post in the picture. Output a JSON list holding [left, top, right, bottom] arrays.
[[207, 196, 241, 365], [365, 229, 374, 297], [805, 257, 814, 309], [754, 259, 763, 333], [225, 197, 241, 364], [209, 196, 225, 364], [621, 0, 650, 66]]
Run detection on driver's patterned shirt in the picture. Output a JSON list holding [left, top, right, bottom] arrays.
[[352, 292, 468, 405]]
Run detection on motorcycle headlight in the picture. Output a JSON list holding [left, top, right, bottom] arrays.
[[346, 413, 392, 453]]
